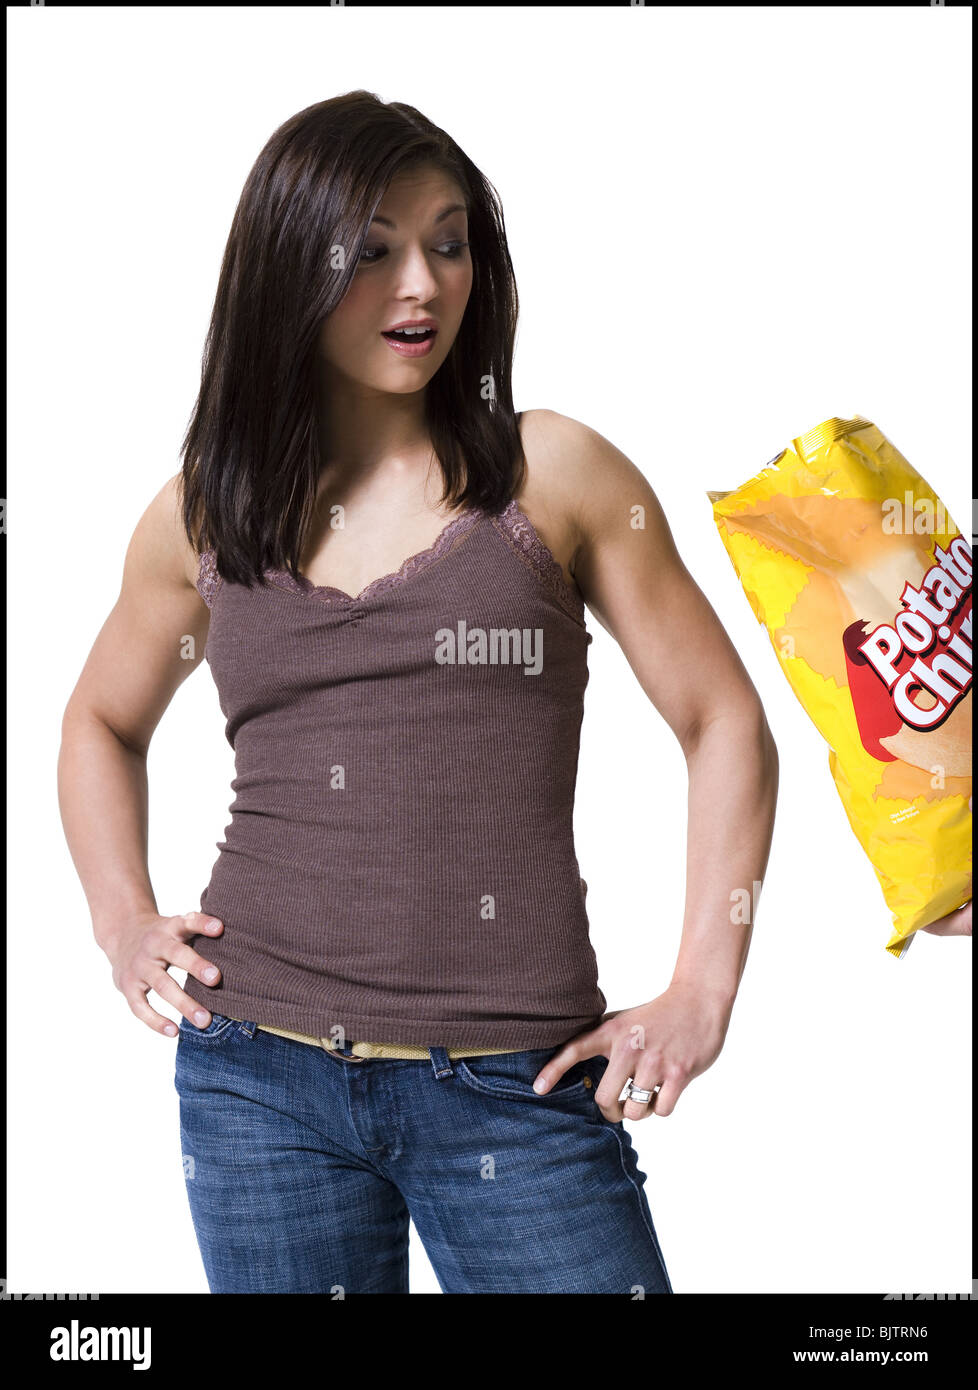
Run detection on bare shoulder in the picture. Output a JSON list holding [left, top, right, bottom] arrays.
[[517, 409, 668, 575], [124, 471, 203, 596]]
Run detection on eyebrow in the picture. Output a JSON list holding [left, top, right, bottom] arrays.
[[370, 203, 467, 230]]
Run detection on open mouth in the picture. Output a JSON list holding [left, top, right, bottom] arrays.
[[381, 328, 436, 343]]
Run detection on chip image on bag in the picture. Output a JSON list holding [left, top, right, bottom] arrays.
[[709, 415, 972, 957]]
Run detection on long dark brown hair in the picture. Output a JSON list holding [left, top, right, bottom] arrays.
[[179, 90, 524, 588]]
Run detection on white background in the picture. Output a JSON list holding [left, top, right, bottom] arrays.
[[8, 7, 972, 1295]]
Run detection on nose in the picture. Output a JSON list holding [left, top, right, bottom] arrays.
[[391, 242, 441, 305]]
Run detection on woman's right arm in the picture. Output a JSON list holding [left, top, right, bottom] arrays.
[[57, 473, 225, 1037]]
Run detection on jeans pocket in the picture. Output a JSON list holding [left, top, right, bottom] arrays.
[[454, 1047, 601, 1104], [177, 1010, 238, 1042]]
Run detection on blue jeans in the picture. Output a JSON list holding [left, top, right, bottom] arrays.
[[174, 1011, 673, 1294]]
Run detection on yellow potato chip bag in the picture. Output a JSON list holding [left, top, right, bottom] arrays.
[[709, 416, 972, 956]]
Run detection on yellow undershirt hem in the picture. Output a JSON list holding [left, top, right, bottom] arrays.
[[256, 1022, 516, 1059]]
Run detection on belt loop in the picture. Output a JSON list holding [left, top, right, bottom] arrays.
[[238, 1019, 258, 1038], [428, 1045, 453, 1079]]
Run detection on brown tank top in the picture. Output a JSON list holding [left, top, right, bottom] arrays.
[[185, 499, 607, 1050]]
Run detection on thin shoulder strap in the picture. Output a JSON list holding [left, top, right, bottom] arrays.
[[196, 549, 223, 608]]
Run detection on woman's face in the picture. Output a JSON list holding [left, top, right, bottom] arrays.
[[318, 165, 473, 396]]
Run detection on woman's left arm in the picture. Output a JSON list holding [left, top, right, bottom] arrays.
[[530, 413, 779, 1121]]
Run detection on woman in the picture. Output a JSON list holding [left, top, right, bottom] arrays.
[[58, 91, 779, 1294]]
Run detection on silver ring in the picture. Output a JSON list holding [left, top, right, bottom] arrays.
[[618, 1077, 660, 1106]]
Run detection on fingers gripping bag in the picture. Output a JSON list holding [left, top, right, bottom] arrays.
[[709, 416, 972, 957]]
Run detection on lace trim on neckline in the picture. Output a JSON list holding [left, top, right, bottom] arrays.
[[490, 500, 586, 624], [195, 498, 586, 622], [264, 505, 485, 604], [196, 549, 222, 608]]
